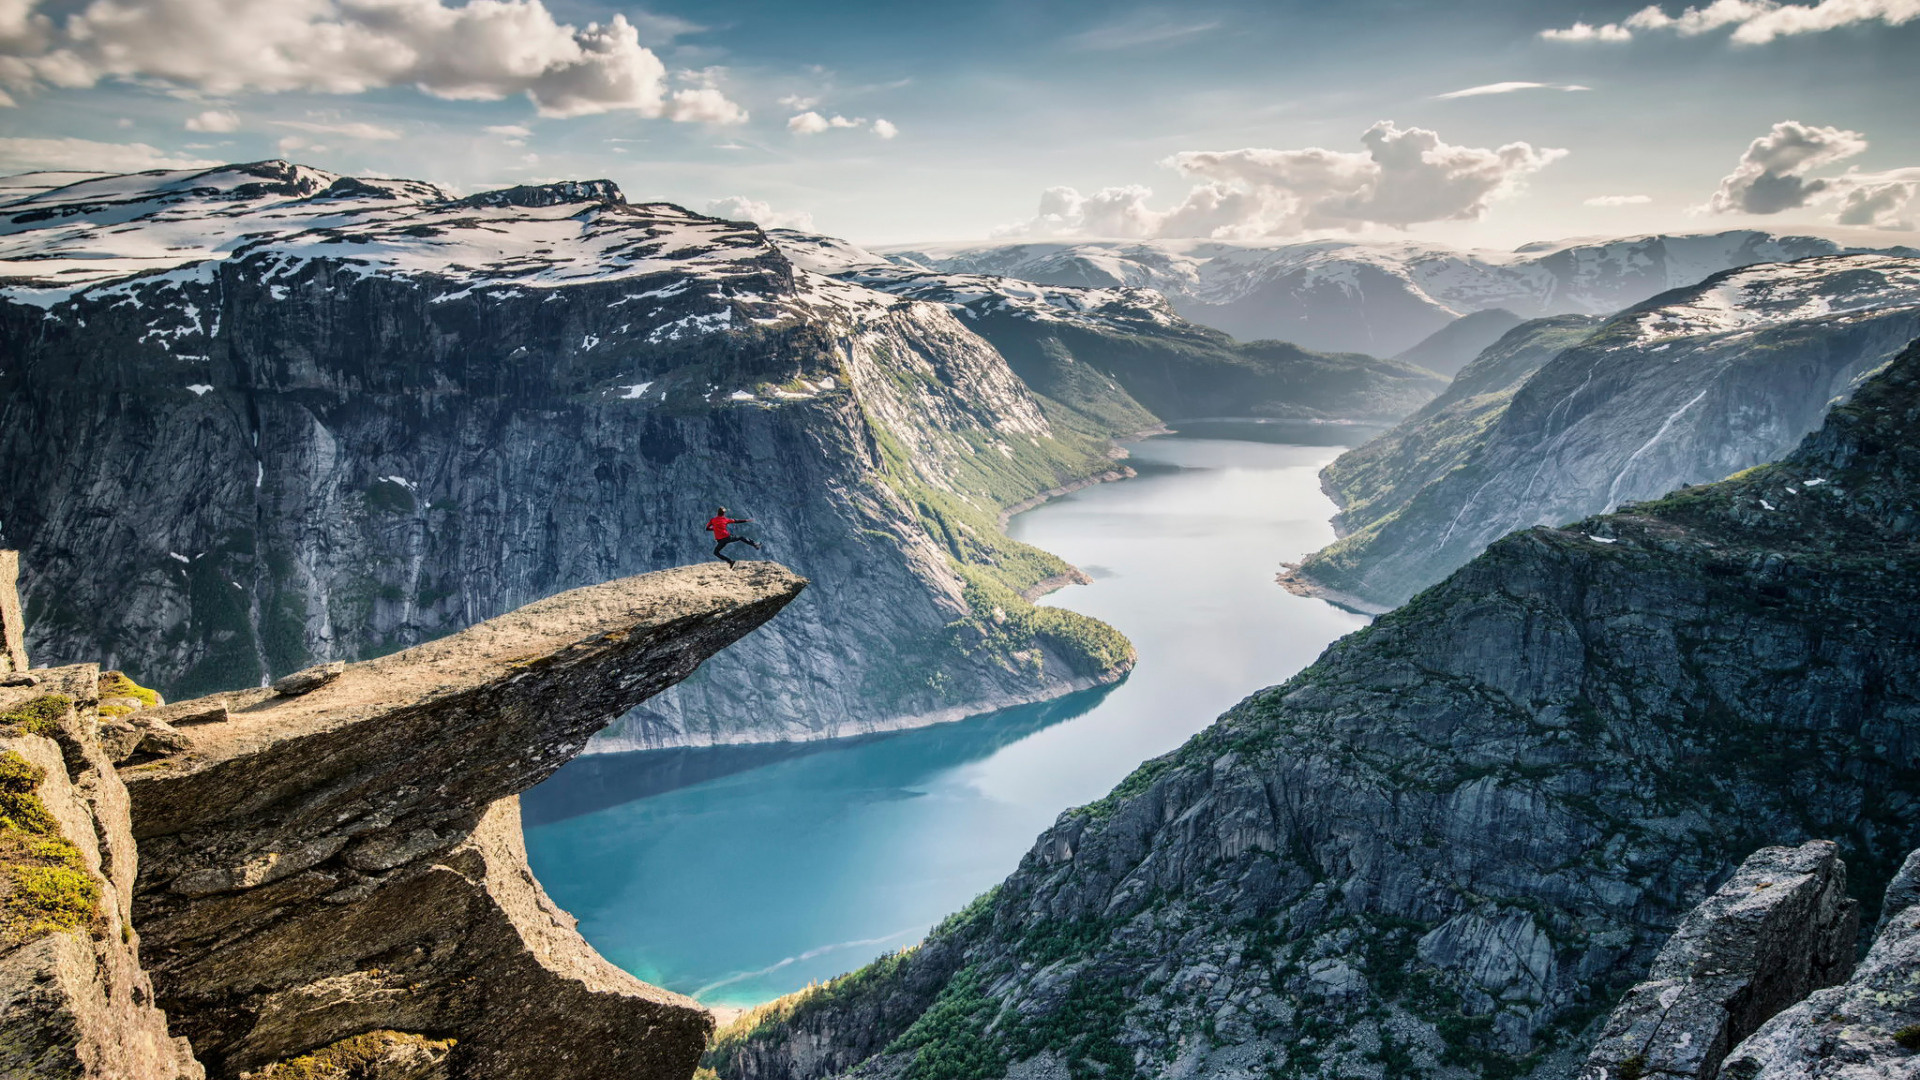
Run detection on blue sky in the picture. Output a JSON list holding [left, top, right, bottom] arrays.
[[1, 0, 1916, 246]]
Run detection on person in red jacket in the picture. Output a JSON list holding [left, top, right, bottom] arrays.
[[706, 507, 762, 566]]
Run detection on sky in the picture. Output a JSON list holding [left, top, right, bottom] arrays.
[[1, 0, 1917, 249]]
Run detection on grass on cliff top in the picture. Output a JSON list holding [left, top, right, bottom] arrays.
[[0, 748, 101, 951], [253, 1030, 457, 1079], [97, 670, 160, 718], [0, 694, 72, 738]]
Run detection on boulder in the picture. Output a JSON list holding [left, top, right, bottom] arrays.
[[1719, 845, 1920, 1078], [1580, 841, 1858, 1080]]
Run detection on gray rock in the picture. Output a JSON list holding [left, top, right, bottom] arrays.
[[1719, 847, 1920, 1080], [1875, 848, 1920, 939], [711, 341, 1920, 1080], [0, 665, 203, 1079], [1296, 255, 1920, 609], [0, 549, 24, 674], [0, 168, 1134, 750], [1580, 841, 1858, 1080], [124, 562, 805, 1080], [271, 661, 345, 697]]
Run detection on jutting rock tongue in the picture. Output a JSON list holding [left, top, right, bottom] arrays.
[[119, 562, 806, 1080]]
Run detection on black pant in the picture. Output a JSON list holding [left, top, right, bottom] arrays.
[[713, 536, 756, 564]]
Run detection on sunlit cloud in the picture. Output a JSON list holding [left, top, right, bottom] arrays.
[[1436, 81, 1590, 99], [1000, 122, 1566, 239], [0, 0, 746, 121], [1541, 0, 1920, 44], [0, 136, 220, 173]]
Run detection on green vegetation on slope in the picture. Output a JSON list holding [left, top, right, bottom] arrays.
[[968, 313, 1444, 425]]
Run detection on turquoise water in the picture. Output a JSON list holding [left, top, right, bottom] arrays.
[[523, 432, 1372, 1007]]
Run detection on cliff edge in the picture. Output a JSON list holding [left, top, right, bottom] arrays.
[[3, 558, 806, 1079]]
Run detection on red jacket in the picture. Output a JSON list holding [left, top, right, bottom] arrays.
[[707, 515, 745, 539]]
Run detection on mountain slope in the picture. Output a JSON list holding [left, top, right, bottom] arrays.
[[1293, 253, 1920, 609], [711, 335, 1920, 1080], [0, 161, 1134, 748], [1394, 308, 1526, 378], [774, 230, 1446, 426], [891, 231, 1914, 357]]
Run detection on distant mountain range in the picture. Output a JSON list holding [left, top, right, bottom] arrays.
[[1291, 252, 1920, 608], [889, 231, 1918, 357], [773, 229, 1444, 426]]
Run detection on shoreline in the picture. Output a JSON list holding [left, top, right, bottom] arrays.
[[1274, 562, 1392, 616], [583, 660, 1132, 754]]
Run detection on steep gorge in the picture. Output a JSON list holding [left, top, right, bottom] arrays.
[[712, 335, 1920, 1080]]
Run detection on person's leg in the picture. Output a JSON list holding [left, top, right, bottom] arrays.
[[713, 538, 735, 566]]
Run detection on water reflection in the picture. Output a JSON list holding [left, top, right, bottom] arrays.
[[522, 683, 1121, 827]]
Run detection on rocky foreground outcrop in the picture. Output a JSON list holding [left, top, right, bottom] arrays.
[[1717, 850, 1920, 1078], [1580, 841, 1857, 1080], [1584, 842, 1920, 1080], [711, 339, 1920, 1080], [3, 556, 806, 1079]]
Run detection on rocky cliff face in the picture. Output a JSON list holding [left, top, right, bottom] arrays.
[[1294, 253, 1920, 609], [4, 553, 807, 1078], [774, 231, 1445, 426], [711, 336, 1920, 1080], [886, 232, 1912, 357], [0, 161, 1132, 748]]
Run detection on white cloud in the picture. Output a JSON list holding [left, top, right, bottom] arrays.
[[788, 111, 830, 135], [1585, 194, 1654, 206], [277, 135, 326, 154], [1541, 0, 1920, 44], [0, 0, 744, 121], [778, 93, 820, 111], [1003, 122, 1566, 240], [789, 110, 894, 138], [706, 195, 815, 231], [1436, 81, 1590, 98], [1539, 20, 1634, 41], [485, 124, 533, 137], [1835, 174, 1919, 229], [666, 86, 748, 125], [273, 119, 401, 140], [184, 108, 239, 132], [0, 136, 220, 172], [1708, 120, 1869, 214]]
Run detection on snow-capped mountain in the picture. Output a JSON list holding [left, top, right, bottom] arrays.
[[0, 160, 1137, 748], [771, 229, 1445, 424], [1294, 252, 1920, 608], [888, 232, 1917, 357]]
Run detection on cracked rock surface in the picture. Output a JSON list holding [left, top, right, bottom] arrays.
[[123, 561, 805, 1079]]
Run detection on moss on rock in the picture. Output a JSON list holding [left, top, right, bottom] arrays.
[[0, 748, 101, 950], [0, 693, 72, 736], [253, 1030, 457, 1080]]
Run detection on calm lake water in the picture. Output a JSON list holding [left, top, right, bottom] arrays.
[[523, 429, 1374, 1008]]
